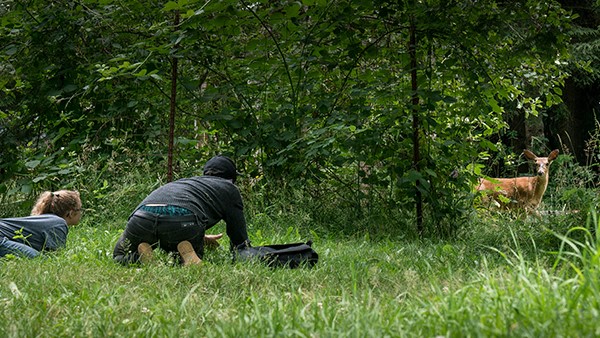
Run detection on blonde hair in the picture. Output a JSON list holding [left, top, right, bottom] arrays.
[[30, 190, 81, 218]]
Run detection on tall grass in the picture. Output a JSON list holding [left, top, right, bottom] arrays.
[[1, 152, 600, 337], [2, 204, 600, 336]]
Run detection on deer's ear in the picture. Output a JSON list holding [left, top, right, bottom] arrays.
[[548, 149, 559, 161], [523, 150, 537, 160]]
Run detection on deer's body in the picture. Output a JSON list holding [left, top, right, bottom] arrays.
[[477, 149, 559, 214]]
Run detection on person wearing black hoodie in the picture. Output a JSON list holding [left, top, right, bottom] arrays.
[[112, 155, 249, 266]]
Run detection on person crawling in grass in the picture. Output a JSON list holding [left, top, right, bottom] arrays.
[[0, 190, 82, 258], [112, 155, 250, 266]]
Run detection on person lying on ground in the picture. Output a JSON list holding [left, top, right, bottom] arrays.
[[112, 155, 250, 266], [0, 190, 83, 258]]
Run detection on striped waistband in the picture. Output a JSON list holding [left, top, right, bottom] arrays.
[[139, 205, 192, 216]]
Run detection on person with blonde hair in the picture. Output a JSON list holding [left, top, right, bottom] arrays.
[[0, 190, 82, 258]]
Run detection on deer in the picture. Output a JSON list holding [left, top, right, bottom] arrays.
[[477, 149, 559, 215]]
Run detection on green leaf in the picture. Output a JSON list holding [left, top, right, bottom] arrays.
[[286, 3, 301, 18], [553, 87, 563, 95], [164, 1, 180, 11], [488, 98, 502, 113], [63, 84, 77, 93], [33, 175, 47, 183], [25, 160, 41, 169], [5, 45, 18, 56], [472, 164, 485, 176], [135, 69, 147, 77], [424, 169, 437, 178], [20, 184, 32, 194]]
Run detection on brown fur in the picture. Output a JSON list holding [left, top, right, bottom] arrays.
[[477, 149, 559, 214]]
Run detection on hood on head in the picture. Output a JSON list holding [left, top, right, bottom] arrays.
[[203, 155, 240, 183]]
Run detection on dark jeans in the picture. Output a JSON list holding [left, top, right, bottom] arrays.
[[113, 210, 205, 265]]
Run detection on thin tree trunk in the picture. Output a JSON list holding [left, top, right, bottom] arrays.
[[167, 10, 180, 182], [409, 15, 423, 234]]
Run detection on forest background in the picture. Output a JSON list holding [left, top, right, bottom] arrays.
[[2, 1, 600, 336], [2, 0, 600, 235], [0, 0, 599, 233]]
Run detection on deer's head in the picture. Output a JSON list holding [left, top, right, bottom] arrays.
[[523, 149, 559, 177]]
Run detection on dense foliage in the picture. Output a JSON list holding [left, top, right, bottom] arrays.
[[0, 0, 583, 235]]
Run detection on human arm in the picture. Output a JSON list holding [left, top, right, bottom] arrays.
[[223, 190, 249, 250]]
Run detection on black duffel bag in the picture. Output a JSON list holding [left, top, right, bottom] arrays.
[[234, 240, 319, 268]]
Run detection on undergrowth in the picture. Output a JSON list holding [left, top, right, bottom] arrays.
[[0, 148, 599, 336]]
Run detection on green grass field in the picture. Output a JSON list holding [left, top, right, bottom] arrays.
[[2, 204, 599, 337]]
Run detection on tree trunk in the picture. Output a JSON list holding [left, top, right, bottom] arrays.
[[409, 15, 423, 234], [167, 10, 180, 182]]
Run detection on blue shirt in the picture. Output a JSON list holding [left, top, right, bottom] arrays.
[[0, 214, 69, 251]]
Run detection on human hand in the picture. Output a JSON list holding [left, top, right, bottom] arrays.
[[204, 233, 223, 249]]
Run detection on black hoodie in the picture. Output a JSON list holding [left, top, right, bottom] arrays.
[[129, 156, 248, 247]]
